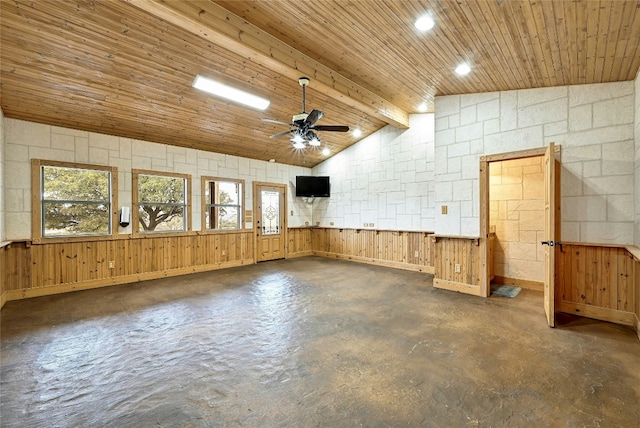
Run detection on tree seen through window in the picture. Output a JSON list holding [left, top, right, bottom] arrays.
[[137, 174, 187, 232], [41, 165, 112, 236]]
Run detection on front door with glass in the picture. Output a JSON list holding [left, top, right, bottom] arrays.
[[254, 182, 286, 262]]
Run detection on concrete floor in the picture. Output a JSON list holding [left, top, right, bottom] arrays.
[[1, 256, 639, 427]]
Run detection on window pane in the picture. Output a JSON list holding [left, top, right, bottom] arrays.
[[138, 175, 184, 203], [43, 166, 110, 202], [137, 173, 187, 233], [139, 205, 185, 232], [218, 181, 239, 204], [204, 179, 242, 230], [218, 206, 239, 229], [40, 165, 112, 237], [43, 202, 110, 236], [261, 190, 280, 235]]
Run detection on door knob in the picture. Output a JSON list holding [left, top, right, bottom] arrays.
[[541, 241, 563, 250]]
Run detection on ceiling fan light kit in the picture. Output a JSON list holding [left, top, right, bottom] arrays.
[[262, 77, 349, 151]]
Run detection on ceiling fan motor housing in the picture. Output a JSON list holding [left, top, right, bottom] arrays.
[[292, 112, 309, 123]]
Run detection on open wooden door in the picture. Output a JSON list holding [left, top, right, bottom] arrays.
[[254, 182, 287, 262], [542, 143, 556, 327]]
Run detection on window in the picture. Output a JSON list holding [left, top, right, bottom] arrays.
[[202, 177, 244, 230], [133, 170, 191, 234], [32, 160, 117, 241]]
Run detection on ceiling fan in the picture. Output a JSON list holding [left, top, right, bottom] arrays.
[[262, 77, 349, 149]]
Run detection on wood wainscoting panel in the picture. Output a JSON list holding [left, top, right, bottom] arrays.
[[433, 236, 482, 293], [287, 228, 313, 258], [556, 243, 637, 327], [309, 228, 434, 273], [3, 242, 32, 294], [2, 231, 254, 302]]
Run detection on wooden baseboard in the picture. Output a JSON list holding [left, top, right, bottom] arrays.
[[558, 301, 636, 327], [4, 258, 254, 303], [312, 251, 435, 274], [433, 278, 484, 296], [493, 275, 543, 291], [287, 251, 314, 259]]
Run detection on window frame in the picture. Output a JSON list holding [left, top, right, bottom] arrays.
[[201, 176, 245, 232], [31, 159, 118, 243], [132, 169, 192, 237]]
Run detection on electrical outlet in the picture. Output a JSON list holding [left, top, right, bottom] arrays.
[[414, 251, 419, 257], [364, 223, 368, 227], [290, 210, 294, 216], [330, 222, 334, 226], [370, 223, 374, 227], [441, 205, 448, 215], [108, 261, 115, 269], [454, 264, 461, 273], [222, 250, 226, 256]]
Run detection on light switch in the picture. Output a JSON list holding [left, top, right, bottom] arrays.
[[441, 205, 448, 215]]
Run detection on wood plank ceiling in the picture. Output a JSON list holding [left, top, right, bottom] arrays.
[[1, 0, 639, 167]]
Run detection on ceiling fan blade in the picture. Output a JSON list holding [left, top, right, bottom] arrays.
[[262, 118, 294, 126], [270, 129, 295, 139], [313, 125, 350, 132], [305, 109, 324, 126]]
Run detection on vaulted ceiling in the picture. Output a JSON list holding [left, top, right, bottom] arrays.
[[1, 0, 639, 167]]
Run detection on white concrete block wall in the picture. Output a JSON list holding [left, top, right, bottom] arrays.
[[312, 114, 435, 231], [3, 118, 311, 240], [0, 108, 5, 243], [435, 81, 636, 244]]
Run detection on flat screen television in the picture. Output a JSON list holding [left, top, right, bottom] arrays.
[[296, 176, 330, 197]]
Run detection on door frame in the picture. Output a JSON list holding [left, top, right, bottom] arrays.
[[253, 181, 288, 262], [543, 143, 556, 327], [479, 145, 561, 324]]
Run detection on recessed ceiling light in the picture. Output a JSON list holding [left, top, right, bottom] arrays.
[[415, 15, 435, 32], [322, 148, 331, 156], [418, 102, 428, 112], [192, 75, 270, 110], [352, 128, 362, 138], [455, 62, 471, 76]]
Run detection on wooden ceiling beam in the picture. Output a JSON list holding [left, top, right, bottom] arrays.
[[126, 0, 410, 129]]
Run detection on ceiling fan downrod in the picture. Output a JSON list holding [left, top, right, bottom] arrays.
[[299, 77, 310, 114]]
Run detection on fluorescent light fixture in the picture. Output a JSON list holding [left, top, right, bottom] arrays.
[[352, 128, 362, 138], [192, 75, 270, 110], [455, 62, 471, 76], [418, 102, 428, 112], [415, 15, 434, 32], [322, 148, 331, 156]]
